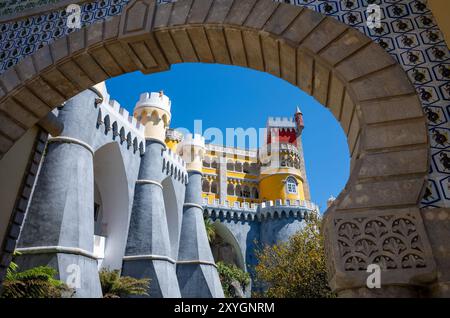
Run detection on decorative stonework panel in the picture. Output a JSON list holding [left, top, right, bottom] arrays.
[[327, 208, 437, 290], [336, 212, 428, 271]]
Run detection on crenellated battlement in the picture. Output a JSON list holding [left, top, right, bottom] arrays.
[[95, 85, 146, 155], [135, 91, 171, 114], [203, 197, 319, 222], [162, 148, 188, 184], [267, 116, 296, 129], [180, 134, 205, 149]]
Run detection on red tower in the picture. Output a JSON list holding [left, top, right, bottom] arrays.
[[294, 106, 304, 135]]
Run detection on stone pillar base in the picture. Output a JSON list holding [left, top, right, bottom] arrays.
[[177, 263, 224, 298], [122, 258, 181, 298], [16, 252, 102, 298]]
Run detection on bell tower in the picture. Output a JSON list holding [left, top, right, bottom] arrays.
[[258, 107, 310, 202]]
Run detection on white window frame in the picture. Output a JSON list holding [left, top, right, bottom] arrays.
[[286, 176, 298, 194]]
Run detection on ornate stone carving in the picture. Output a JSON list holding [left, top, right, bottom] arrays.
[[326, 208, 436, 290], [336, 212, 428, 272]]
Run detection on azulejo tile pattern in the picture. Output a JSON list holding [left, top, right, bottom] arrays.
[[0, 0, 60, 17], [0, 0, 449, 208]]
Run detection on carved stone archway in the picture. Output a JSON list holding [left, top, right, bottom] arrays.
[[0, 0, 436, 297]]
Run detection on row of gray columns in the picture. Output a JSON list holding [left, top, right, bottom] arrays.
[[15, 90, 223, 298], [123, 140, 223, 298]]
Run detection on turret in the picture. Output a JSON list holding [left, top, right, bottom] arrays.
[[259, 109, 309, 202], [176, 133, 224, 297], [165, 128, 184, 152], [294, 106, 304, 134], [134, 91, 171, 142], [177, 134, 206, 173]]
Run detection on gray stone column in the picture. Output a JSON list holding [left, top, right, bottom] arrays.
[[121, 139, 181, 298], [16, 89, 102, 298], [176, 171, 224, 298]]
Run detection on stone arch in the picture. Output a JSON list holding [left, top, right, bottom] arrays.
[[0, 0, 432, 296], [93, 141, 130, 270], [161, 176, 180, 260]]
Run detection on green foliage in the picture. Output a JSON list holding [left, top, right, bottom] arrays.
[[254, 214, 336, 298], [99, 268, 150, 298], [204, 218, 217, 243], [216, 261, 250, 298], [2, 260, 72, 298]]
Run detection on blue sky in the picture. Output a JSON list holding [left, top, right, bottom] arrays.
[[106, 63, 349, 212]]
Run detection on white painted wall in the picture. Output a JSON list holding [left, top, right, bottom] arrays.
[[93, 142, 130, 270], [162, 177, 180, 260]]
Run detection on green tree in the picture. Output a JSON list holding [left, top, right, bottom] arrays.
[[99, 268, 150, 298], [254, 214, 335, 298], [204, 218, 217, 243], [1, 259, 72, 298], [216, 261, 250, 298]]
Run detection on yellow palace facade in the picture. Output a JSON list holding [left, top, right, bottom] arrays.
[[166, 108, 311, 208]]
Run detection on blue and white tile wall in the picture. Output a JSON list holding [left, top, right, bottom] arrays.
[[0, 0, 449, 208]]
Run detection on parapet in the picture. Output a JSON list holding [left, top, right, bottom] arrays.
[[267, 116, 296, 129], [162, 148, 188, 184], [94, 83, 146, 154], [134, 91, 171, 114], [203, 198, 319, 222], [180, 134, 205, 149]]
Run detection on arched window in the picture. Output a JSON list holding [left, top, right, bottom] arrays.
[[126, 132, 132, 148], [235, 161, 243, 172], [227, 160, 234, 171], [119, 127, 125, 143], [202, 179, 210, 192], [104, 115, 111, 133], [243, 186, 250, 198], [112, 121, 118, 139], [211, 182, 218, 194], [287, 157, 294, 167], [243, 162, 250, 173], [133, 137, 138, 153], [227, 183, 235, 196], [211, 159, 218, 169], [252, 187, 259, 199], [235, 185, 243, 197], [203, 156, 211, 168], [286, 176, 298, 194]]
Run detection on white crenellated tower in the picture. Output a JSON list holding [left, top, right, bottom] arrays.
[[178, 134, 206, 173], [133, 91, 171, 142]]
